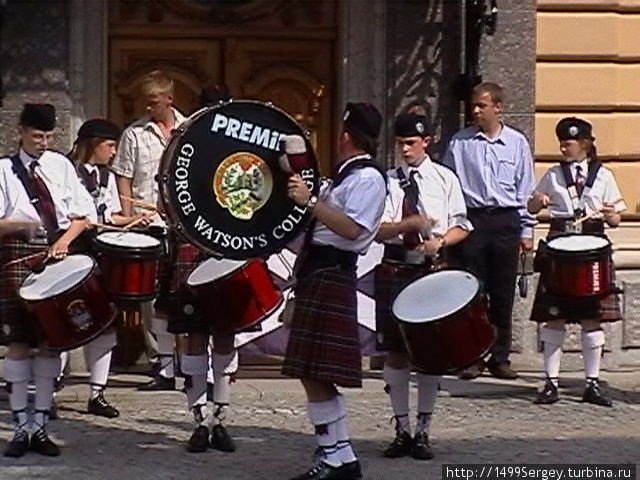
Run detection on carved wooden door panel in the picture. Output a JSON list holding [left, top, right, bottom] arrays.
[[109, 38, 222, 126]]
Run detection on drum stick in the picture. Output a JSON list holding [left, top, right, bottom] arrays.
[[573, 198, 624, 226], [119, 195, 159, 212], [89, 222, 131, 232], [123, 216, 148, 230], [2, 250, 47, 268]]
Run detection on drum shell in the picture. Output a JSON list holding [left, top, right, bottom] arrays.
[[543, 236, 612, 298], [21, 260, 116, 351], [95, 236, 164, 304], [394, 273, 495, 375], [189, 258, 282, 335]]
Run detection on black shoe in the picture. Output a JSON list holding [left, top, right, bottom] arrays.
[[336, 460, 363, 479], [3, 433, 29, 458], [290, 461, 343, 480], [186, 425, 210, 453], [138, 375, 175, 391], [487, 360, 518, 379], [383, 430, 412, 458], [583, 381, 613, 407], [210, 424, 236, 452], [88, 393, 120, 418], [534, 380, 559, 404], [411, 431, 434, 460], [458, 360, 486, 380], [30, 430, 60, 457]]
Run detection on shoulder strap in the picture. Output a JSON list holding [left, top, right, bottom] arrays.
[[333, 158, 388, 192], [76, 164, 98, 195], [559, 160, 602, 217], [585, 161, 601, 189]]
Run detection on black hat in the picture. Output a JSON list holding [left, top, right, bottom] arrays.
[[200, 83, 231, 107], [556, 117, 594, 141], [342, 102, 382, 139], [19, 103, 56, 131], [77, 118, 121, 141], [394, 113, 430, 138]]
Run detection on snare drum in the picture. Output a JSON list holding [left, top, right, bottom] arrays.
[[187, 257, 283, 335], [19, 254, 116, 351], [392, 269, 495, 375], [543, 234, 612, 298], [95, 231, 164, 305]]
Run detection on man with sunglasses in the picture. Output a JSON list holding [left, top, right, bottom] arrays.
[[374, 113, 472, 460]]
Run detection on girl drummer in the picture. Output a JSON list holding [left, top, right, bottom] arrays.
[[58, 118, 151, 419], [528, 117, 626, 407]]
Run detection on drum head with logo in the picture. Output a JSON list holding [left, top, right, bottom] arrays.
[[392, 270, 480, 323], [19, 255, 95, 301], [159, 100, 320, 259]]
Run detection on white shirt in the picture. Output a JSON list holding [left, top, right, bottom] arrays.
[[0, 149, 97, 227], [533, 159, 626, 218], [312, 155, 387, 253], [81, 164, 122, 223], [111, 107, 186, 215], [381, 155, 473, 245]]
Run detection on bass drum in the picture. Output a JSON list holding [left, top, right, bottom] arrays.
[[158, 100, 320, 260]]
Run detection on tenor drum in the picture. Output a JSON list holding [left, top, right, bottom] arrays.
[[158, 100, 320, 260], [392, 269, 495, 375], [19, 254, 116, 351], [187, 257, 283, 335], [95, 231, 164, 304], [543, 234, 612, 298]]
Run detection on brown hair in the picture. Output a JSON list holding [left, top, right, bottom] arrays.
[[579, 138, 598, 163], [69, 137, 104, 165], [140, 70, 174, 96], [472, 82, 504, 104]]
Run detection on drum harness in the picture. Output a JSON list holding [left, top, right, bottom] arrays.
[[555, 160, 602, 234], [77, 164, 111, 224]]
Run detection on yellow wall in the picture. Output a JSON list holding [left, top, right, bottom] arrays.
[[536, 0, 640, 214]]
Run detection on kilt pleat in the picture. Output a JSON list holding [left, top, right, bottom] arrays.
[[282, 266, 361, 388]]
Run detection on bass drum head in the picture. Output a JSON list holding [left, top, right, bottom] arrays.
[[392, 270, 480, 323], [159, 100, 320, 259]]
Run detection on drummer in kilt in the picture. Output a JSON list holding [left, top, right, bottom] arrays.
[[528, 117, 626, 407], [283, 103, 387, 480], [375, 113, 471, 460], [0, 103, 96, 457]]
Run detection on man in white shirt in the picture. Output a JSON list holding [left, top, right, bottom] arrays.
[[112, 70, 186, 390], [1, 103, 95, 457], [375, 113, 472, 461]]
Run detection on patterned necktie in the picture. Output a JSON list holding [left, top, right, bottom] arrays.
[[575, 165, 585, 197], [402, 170, 421, 248], [29, 161, 59, 241]]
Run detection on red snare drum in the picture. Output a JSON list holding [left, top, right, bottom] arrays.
[[392, 269, 495, 375], [95, 231, 164, 305], [187, 257, 282, 335], [544, 234, 612, 298], [19, 254, 116, 351]]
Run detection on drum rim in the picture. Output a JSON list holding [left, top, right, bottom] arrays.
[[157, 100, 319, 259], [95, 231, 162, 249], [546, 232, 611, 254], [19, 254, 98, 302], [186, 256, 254, 287], [392, 268, 483, 324]]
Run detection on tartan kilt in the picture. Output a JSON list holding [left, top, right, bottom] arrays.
[[530, 256, 622, 324], [375, 261, 431, 352], [0, 239, 47, 345], [157, 242, 209, 335], [282, 265, 361, 388]]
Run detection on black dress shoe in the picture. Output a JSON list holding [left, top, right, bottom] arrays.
[[458, 360, 486, 380], [138, 375, 175, 391], [487, 361, 518, 379], [411, 431, 434, 460], [534, 380, 558, 404], [30, 430, 60, 457], [3, 433, 29, 458], [290, 461, 343, 480], [186, 425, 210, 453], [583, 381, 613, 407], [335, 460, 363, 479], [88, 393, 120, 418], [210, 424, 236, 452], [383, 430, 412, 458]]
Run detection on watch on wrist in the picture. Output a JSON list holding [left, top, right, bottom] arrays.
[[306, 194, 318, 210]]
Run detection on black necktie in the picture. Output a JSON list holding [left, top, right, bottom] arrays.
[[402, 170, 421, 248], [29, 161, 59, 241]]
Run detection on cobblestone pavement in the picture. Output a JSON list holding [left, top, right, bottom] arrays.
[[1, 367, 639, 480]]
